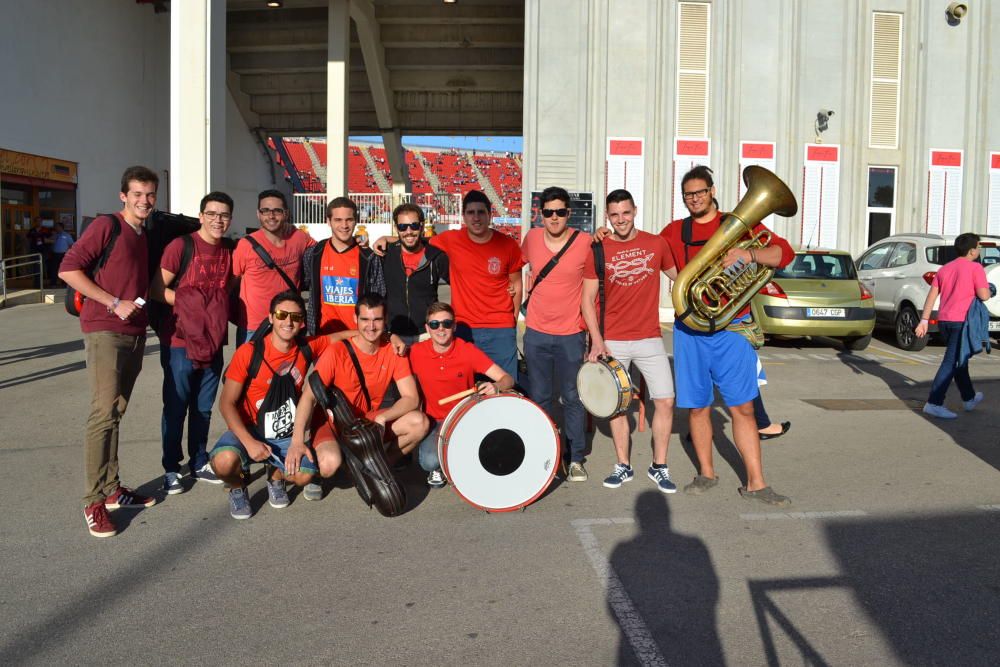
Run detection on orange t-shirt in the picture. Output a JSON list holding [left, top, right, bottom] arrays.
[[430, 229, 525, 328], [520, 228, 591, 335], [319, 243, 360, 334], [224, 335, 330, 426], [313, 339, 413, 417], [232, 228, 315, 330]]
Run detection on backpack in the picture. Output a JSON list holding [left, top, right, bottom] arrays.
[[147, 233, 236, 332], [64, 215, 120, 317], [239, 324, 315, 439]]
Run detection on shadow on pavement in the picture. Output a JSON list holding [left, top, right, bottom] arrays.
[[0, 339, 83, 366], [611, 491, 723, 665]]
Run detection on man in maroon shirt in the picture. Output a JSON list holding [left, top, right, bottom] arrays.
[[59, 166, 159, 538]]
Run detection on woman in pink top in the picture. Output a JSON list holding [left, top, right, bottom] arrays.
[[915, 233, 991, 419]]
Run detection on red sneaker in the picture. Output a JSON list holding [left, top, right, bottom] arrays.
[[84, 501, 118, 538], [105, 486, 156, 509]]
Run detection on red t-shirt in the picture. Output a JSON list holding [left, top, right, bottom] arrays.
[[933, 258, 988, 322], [583, 231, 674, 340], [225, 335, 330, 425], [401, 247, 426, 276], [233, 227, 314, 330], [430, 229, 525, 328], [159, 232, 233, 348], [520, 228, 591, 335], [318, 243, 360, 334], [660, 211, 795, 319], [313, 339, 413, 418], [409, 338, 495, 420]]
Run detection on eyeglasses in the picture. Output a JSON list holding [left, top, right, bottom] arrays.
[[272, 309, 305, 323], [541, 208, 569, 218], [396, 222, 422, 232], [682, 188, 711, 201], [258, 208, 286, 217], [427, 319, 455, 330], [202, 211, 232, 221]]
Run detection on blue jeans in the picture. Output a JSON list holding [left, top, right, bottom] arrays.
[[160, 346, 223, 474], [456, 324, 519, 383], [417, 421, 442, 472], [210, 431, 319, 475], [523, 328, 587, 463], [928, 321, 975, 406]]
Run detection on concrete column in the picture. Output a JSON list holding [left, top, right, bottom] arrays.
[[326, 0, 350, 197], [169, 0, 226, 216], [382, 129, 411, 201]]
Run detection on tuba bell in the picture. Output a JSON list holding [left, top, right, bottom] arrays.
[[672, 166, 798, 333]]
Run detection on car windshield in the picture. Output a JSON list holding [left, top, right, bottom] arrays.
[[927, 243, 1000, 266], [774, 253, 857, 280]]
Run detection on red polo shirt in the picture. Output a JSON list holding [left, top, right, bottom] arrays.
[[409, 338, 495, 420]]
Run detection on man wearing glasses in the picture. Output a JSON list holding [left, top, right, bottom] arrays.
[[382, 203, 449, 347], [150, 192, 236, 495], [520, 187, 592, 481], [232, 189, 315, 343], [208, 291, 329, 519], [660, 165, 794, 506], [408, 302, 514, 487]]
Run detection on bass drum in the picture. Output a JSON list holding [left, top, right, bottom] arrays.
[[438, 392, 560, 512], [576, 357, 632, 418]]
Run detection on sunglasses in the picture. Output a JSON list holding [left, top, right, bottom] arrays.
[[397, 222, 422, 232], [541, 208, 569, 218], [272, 309, 305, 323], [427, 319, 455, 330]]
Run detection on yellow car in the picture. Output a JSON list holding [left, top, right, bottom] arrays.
[[750, 249, 876, 350]]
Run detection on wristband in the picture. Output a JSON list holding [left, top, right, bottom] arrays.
[[108, 297, 121, 313], [920, 318, 928, 324]]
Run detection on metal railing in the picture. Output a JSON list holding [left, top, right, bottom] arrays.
[[1, 253, 45, 305], [292, 192, 464, 228]]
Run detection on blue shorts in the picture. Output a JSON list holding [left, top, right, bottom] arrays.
[[673, 321, 760, 409], [209, 430, 319, 475]]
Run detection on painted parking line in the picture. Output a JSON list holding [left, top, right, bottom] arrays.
[[571, 518, 669, 667], [977, 504, 1000, 512], [740, 510, 869, 521]]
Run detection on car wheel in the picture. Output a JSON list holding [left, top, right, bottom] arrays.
[[895, 305, 928, 351], [842, 334, 872, 351]]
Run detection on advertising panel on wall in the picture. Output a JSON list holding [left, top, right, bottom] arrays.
[[800, 144, 840, 249], [672, 138, 711, 222], [605, 138, 644, 230], [738, 141, 776, 228], [925, 150, 963, 236], [987, 152, 1000, 237], [529, 191, 595, 234]]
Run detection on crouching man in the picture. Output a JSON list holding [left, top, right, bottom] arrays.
[[210, 291, 329, 519]]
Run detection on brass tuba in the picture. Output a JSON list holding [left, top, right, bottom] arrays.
[[672, 166, 798, 332]]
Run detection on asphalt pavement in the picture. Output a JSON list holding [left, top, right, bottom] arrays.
[[1, 299, 998, 666]]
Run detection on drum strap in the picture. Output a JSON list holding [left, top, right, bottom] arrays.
[[591, 241, 606, 337], [522, 230, 580, 315], [342, 339, 373, 413]]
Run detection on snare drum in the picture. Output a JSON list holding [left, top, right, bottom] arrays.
[[576, 357, 632, 418], [438, 391, 560, 512]]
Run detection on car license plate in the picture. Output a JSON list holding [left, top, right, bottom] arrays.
[[807, 307, 846, 318], [989, 321, 1000, 331]]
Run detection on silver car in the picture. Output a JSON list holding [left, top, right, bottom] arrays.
[[855, 233, 1000, 350]]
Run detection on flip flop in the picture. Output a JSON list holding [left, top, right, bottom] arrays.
[[739, 486, 791, 507], [758, 421, 791, 441]]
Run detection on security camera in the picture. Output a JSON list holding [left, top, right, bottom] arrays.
[[818, 109, 834, 120], [946, 2, 968, 23], [816, 109, 834, 134]]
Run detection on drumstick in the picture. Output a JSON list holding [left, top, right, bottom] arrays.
[[438, 387, 478, 406]]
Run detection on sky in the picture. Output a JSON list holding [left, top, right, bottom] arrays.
[[349, 135, 523, 153]]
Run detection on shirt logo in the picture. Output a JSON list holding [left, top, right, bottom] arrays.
[[606, 248, 656, 287], [322, 275, 359, 306], [487, 257, 501, 275]]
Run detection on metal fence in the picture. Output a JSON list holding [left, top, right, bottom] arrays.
[[293, 192, 464, 227], [1, 253, 45, 306]]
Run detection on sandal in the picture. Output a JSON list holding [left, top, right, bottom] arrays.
[[758, 421, 791, 440], [683, 475, 719, 495], [739, 486, 791, 507]]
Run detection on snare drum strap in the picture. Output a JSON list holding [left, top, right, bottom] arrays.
[[592, 241, 606, 337], [342, 339, 373, 413]]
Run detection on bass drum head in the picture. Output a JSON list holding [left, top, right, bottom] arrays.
[[577, 360, 626, 418], [439, 393, 559, 512]]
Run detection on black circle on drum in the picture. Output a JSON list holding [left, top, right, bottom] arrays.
[[478, 429, 525, 476]]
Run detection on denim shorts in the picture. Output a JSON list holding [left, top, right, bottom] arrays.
[[210, 430, 319, 475]]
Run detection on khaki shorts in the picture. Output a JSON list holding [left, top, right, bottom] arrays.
[[605, 338, 675, 400]]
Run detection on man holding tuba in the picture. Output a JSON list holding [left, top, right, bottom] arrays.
[[661, 166, 794, 506]]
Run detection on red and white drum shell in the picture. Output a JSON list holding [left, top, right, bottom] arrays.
[[437, 391, 560, 512]]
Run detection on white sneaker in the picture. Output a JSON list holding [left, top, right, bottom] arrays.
[[163, 472, 184, 495], [923, 402, 957, 420], [963, 392, 984, 411]]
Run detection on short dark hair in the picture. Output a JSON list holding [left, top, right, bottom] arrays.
[[355, 293, 386, 316], [269, 290, 305, 314], [606, 189, 635, 207], [326, 196, 357, 219], [426, 301, 455, 320], [462, 190, 491, 213], [393, 202, 425, 224], [955, 233, 980, 257], [257, 189, 288, 208], [540, 186, 571, 207], [200, 191, 234, 213], [682, 165, 715, 189], [120, 166, 159, 194]]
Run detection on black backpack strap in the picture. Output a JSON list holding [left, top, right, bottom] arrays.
[[681, 216, 706, 264], [523, 230, 580, 313], [246, 236, 299, 291], [592, 240, 606, 338], [94, 215, 122, 274], [169, 234, 196, 289], [342, 339, 372, 413]]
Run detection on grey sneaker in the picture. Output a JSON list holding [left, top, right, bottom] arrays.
[[163, 472, 184, 495], [195, 463, 224, 485], [567, 462, 588, 482], [923, 402, 957, 419], [228, 487, 251, 520], [602, 463, 634, 489], [302, 482, 323, 501], [683, 475, 719, 495], [267, 479, 290, 509], [963, 392, 984, 411], [647, 465, 677, 494], [427, 469, 446, 488]]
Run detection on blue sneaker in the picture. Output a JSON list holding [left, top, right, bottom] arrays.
[[647, 465, 677, 494], [228, 487, 252, 520], [602, 463, 634, 489]]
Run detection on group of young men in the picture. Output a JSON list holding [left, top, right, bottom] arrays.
[[63, 163, 792, 538]]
